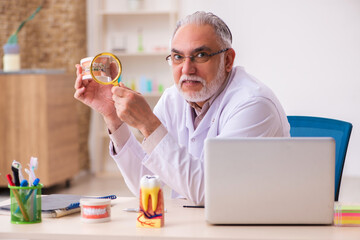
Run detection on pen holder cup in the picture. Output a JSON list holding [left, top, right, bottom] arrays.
[[8, 184, 43, 224]]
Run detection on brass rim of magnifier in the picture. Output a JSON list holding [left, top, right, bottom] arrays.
[[90, 52, 122, 85]]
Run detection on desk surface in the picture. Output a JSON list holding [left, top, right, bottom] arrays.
[[1, 197, 360, 240]]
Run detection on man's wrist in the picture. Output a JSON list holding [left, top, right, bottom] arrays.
[[109, 123, 131, 154], [103, 114, 123, 134], [140, 116, 161, 138]]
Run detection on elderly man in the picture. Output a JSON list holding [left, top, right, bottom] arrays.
[[74, 11, 290, 205]]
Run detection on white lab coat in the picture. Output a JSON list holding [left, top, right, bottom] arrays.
[[110, 66, 290, 205]]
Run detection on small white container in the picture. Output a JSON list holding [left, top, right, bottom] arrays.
[[80, 198, 111, 223], [3, 43, 20, 72], [80, 57, 94, 80]]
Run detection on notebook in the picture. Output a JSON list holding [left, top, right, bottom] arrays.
[[204, 137, 335, 225]]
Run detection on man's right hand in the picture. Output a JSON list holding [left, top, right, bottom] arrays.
[[74, 64, 123, 133]]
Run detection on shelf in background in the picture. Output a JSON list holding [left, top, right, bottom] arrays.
[[114, 51, 169, 57], [143, 93, 162, 97], [100, 10, 176, 16], [88, 0, 177, 176]]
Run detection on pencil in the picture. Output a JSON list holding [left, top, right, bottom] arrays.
[[6, 174, 29, 221], [11, 188, 29, 221]]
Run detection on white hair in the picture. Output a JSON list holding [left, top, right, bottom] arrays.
[[172, 11, 232, 48]]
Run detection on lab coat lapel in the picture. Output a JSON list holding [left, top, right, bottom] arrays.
[[185, 103, 195, 133]]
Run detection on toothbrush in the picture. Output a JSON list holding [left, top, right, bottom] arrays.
[[29, 157, 38, 180], [26, 157, 38, 185], [11, 163, 20, 186], [25, 168, 34, 186], [12, 160, 24, 182]]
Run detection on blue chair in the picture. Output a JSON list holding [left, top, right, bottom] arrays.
[[287, 116, 352, 201]]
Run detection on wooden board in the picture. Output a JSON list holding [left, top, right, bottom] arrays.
[[0, 73, 79, 187]]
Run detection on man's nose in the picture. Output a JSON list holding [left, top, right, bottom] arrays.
[[181, 57, 196, 75]]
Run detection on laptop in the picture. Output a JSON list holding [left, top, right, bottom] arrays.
[[204, 137, 335, 225]]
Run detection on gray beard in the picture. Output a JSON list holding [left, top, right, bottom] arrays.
[[176, 59, 226, 103]]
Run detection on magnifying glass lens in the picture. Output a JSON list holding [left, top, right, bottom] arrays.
[[92, 55, 111, 83], [89, 53, 122, 85]]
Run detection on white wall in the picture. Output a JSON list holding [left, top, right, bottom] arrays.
[[179, 0, 360, 176]]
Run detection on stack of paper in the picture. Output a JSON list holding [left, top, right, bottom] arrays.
[[334, 203, 360, 226]]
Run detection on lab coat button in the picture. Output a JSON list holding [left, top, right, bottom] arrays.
[[191, 138, 195, 142]]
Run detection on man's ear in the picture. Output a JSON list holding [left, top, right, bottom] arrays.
[[225, 48, 236, 72]]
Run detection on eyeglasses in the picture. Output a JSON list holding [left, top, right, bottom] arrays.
[[166, 48, 229, 66]]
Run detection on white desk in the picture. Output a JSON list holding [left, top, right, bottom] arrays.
[[1, 197, 360, 240]]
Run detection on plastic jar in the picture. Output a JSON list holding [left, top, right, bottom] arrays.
[[80, 198, 111, 223], [3, 43, 20, 72]]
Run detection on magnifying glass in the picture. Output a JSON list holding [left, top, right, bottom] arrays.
[[88, 52, 122, 86]]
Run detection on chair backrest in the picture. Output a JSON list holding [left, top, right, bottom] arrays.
[[287, 116, 352, 201]]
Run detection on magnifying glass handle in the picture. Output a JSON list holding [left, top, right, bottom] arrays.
[[112, 76, 121, 86]]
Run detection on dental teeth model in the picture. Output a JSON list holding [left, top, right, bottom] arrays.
[[137, 175, 164, 228]]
